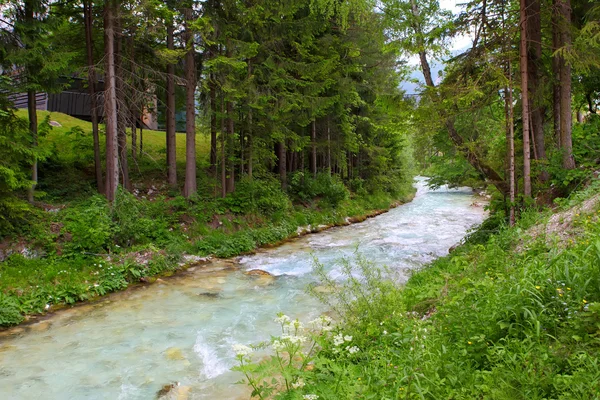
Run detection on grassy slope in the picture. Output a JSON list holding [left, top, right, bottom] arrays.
[[16, 109, 211, 162], [281, 181, 600, 399]]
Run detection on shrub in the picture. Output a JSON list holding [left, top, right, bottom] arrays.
[[62, 195, 112, 254], [221, 177, 291, 215], [0, 292, 23, 327]]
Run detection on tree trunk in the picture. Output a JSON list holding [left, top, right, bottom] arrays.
[[326, 117, 331, 176], [559, 0, 576, 169], [104, 0, 119, 202], [552, 0, 562, 148], [131, 114, 137, 161], [24, 1, 37, 204], [209, 72, 218, 173], [247, 107, 253, 180], [115, 12, 130, 191], [520, 0, 532, 198], [505, 73, 516, 225], [221, 98, 226, 198], [183, 7, 197, 197], [311, 119, 317, 178], [526, 0, 547, 182], [27, 89, 37, 204], [278, 141, 287, 189], [166, 22, 177, 188], [226, 100, 235, 193], [84, 0, 104, 194]]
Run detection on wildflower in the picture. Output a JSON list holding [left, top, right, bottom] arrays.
[[535, 286, 541, 290], [293, 319, 304, 331], [292, 379, 305, 389], [583, 299, 588, 304], [232, 344, 252, 357], [272, 340, 286, 352], [282, 334, 307, 345], [45, 304, 50, 310], [274, 314, 291, 325], [333, 334, 345, 346], [303, 395, 319, 400], [346, 346, 359, 354], [468, 341, 472, 345], [383, 330, 388, 335], [344, 335, 352, 342]]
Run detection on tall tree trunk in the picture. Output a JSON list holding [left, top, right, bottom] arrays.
[[115, 12, 130, 191], [520, 0, 532, 198], [183, 7, 197, 197], [278, 141, 287, 189], [84, 0, 104, 194], [552, 0, 562, 148], [104, 0, 119, 202], [505, 73, 516, 225], [25, 1, 37, 204], [559, 0, 576, 169], [221, 98, 226, 198], [27, 89, 37, 204], [411, 0, 508, 196], [226, 100, 235, 193], [326, 117, 331, 176], [247, 107, 253, 180], [131, 113, 137, 161], [311, 119, 317, 178], [209, 72, 218, 173], [526, 0, 547, 181], [166, 22, 177, 188]]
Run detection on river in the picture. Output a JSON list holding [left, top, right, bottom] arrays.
[[0, 178, 487, 399]]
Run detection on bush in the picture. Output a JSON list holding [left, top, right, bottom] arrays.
[[221, 177, 291, 215], [0, 292, 23, 327], [288, 173, 349, 207], [112, 190, 170, 247], [62, 195, 112, 254]]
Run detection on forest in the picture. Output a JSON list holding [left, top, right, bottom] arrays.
[[1, 0, 600, 398]]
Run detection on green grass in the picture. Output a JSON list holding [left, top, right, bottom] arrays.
[[15, 109, 210, 167]]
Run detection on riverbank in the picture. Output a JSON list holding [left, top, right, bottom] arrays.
[[257, 180, 600, 399], [0, 186, 415, 328]]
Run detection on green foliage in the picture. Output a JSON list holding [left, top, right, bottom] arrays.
[[289, 173, 349, 207], [62, 196, 112, 255], [0, 292, 24, 327], [221, 177, 291, 215], [111, 190, 171, 247], [241, 184, 600, 398]]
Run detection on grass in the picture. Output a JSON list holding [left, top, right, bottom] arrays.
[[15, 109, 211, 167], [233, 180, 600, 399]]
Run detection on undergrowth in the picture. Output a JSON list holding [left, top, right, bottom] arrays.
[[235, 184, 600, 399]]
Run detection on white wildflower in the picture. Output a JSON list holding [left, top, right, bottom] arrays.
[[303, 395, 319, 400], [344, 335, 352, 342], [293, 319, 304, 331], [272, 340, 286, 352], [333, 334, 345, 346], [322, 325, 333, 332], [232, 344, 252, 357], [282, 334, 307, 345], [292, 379, 306, 389], [346, 346, 359, 354], [383, 330, 388, 335], [274, 314, 291, 325], [44, 304, 50, 310]]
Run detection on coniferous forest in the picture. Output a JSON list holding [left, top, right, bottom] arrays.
[[1, 0, 600, 398]]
